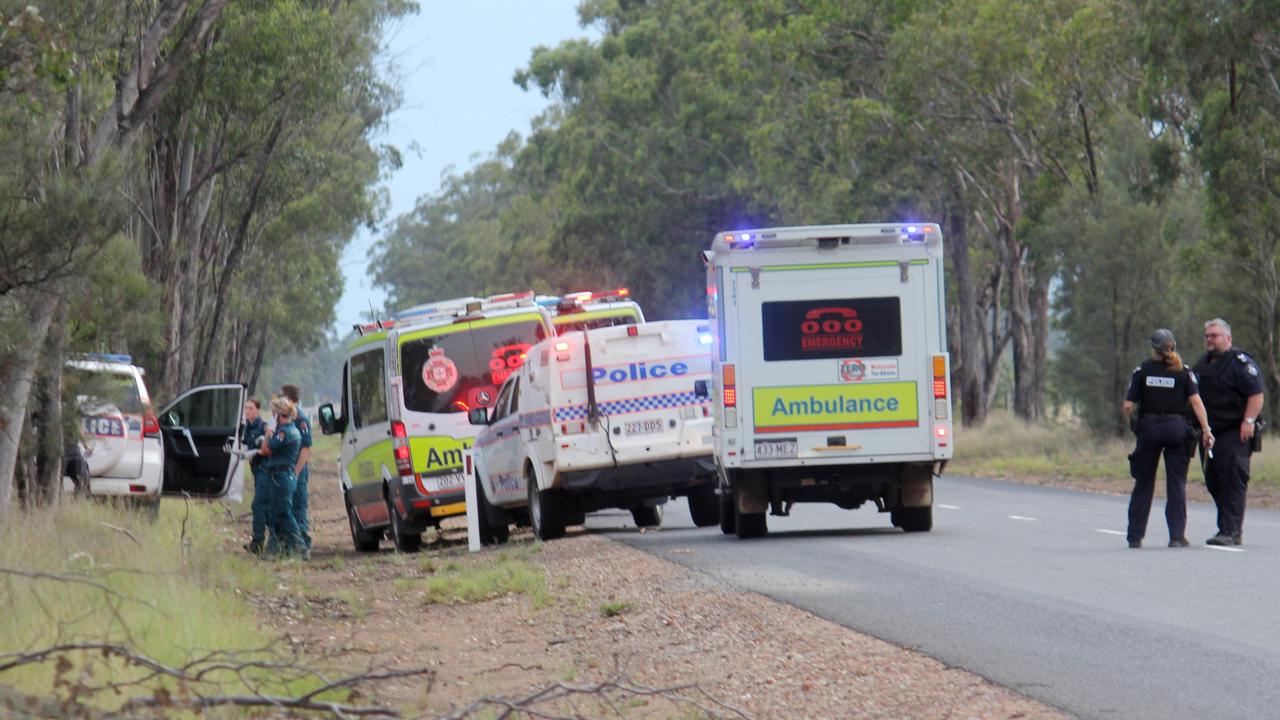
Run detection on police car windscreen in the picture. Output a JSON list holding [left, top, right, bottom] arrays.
[[65, 369, 143, 414], [761, 297, 901, 361], [401, 320, 548, 413], [555, 316, 636, 335]]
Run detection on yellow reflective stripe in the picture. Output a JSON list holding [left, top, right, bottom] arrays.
[[752, 382, 919, 431], [730, 259, 930, 273], [406, 435, 473, 474], [349, 331, 389, 349], [348, 439, 395, 487], [553, 308, 640, 324], [429, 501, 466, 517], [396, 311, 549, 346]]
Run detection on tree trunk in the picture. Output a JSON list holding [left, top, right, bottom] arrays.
[[947, 207, 989, 426], [0, 287, 61, 516], [33, 299, 70, 505]]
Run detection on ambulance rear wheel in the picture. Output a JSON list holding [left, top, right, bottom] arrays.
[[346, 496, 380, 553], [528, 473, 566, 541], [893, 506, 932, 533], [475, 474, 509, 545], [631, 504, 663, 528], [687, 482, 719, 528], [719, 488, 736, 535], [734, 493, 767, 539], [386, 495, 422, 553]]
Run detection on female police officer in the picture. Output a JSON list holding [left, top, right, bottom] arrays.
[[1121, 329, 1214, 548]]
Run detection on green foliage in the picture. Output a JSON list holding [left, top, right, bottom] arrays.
[[419, 548, 552, 608], [599, 600, 634, 617]]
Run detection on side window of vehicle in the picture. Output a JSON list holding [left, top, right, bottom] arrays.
[[161, 386, 241, 429], [492, 377, 515, 422], [350, 349, 388, 430], [340, 362, 351, 426], [507, 376, 520, 415]]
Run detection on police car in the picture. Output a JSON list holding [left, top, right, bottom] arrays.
[[702, 224, 953, 538], [65, 354, 249, 513], [317, 292, 555, 552], [543, 288, 646, 335], [465, 319, 719, 542]]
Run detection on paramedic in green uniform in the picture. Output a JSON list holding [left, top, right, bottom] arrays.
[[280, 384, 312, 556], [241, 397, 271, 555], [259, 396, 303, 557]]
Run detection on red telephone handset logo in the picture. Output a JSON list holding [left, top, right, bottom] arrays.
[[801, 307, 863, 335]]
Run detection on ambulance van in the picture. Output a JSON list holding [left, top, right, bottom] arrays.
[[466, 319, 719, 541], [547, 288, 646, 335], [703, 223, 953, 538], [317, 292, 555, 552]]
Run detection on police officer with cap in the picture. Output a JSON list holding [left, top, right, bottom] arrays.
[[1122, 329, 1213, 549], [1192, 318, 1265, 546]]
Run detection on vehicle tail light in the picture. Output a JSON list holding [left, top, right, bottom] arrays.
[[722, 364, 736, 408], [932, 355, 948, 399], [391, 421, 413, 477], [142, 409, 161, 438], [560, 421, 587, 435]]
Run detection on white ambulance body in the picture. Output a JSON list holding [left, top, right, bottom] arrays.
[[704, 223, 953, 538], [467, 319, 719, 541]]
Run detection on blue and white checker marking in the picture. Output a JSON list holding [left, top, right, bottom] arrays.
[[554, 391, 707, 422]]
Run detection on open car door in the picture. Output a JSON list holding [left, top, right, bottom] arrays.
[[160, 383, 247, 497]]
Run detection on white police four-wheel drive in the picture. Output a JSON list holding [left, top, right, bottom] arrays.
[[466, 319, 719, 542], [704, 223, 953, 538]]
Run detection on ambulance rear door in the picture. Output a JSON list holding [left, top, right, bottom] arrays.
[[734, 252, 934, 464]]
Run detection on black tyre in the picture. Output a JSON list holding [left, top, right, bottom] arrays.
[[734, 487, 767, 539], [528, 471, 566, 541], [385, 495, 422, 553], [475, 474, 510, 545], [566, 511, 586, 527], [346, 497, 380, 553], [893, 506, 933, 533], [687, 482, 719, 528], [630, 504, 663, 528], [719, 487, 736, 535]]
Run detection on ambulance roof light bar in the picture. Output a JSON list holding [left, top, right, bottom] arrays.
[[353, 319, 397, 337], [560, 287, 631, 307], [717, 223, 940, 250]]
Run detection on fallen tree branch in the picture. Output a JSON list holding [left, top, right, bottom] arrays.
[[442, 672, 751, 720]]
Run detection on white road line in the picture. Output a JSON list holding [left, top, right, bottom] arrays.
[[937, 504, 960, 510], [1093, 529, 1126, 536], [1205, 545, 1246, 553], [1007, 515, 1037, 522]]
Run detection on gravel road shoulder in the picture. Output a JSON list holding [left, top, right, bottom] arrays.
[[240, 468, 1067, 718]]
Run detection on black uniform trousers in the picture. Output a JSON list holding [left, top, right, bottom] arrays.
[[1128, 415, 1190, 543], [1204, 428, 1251, 539]]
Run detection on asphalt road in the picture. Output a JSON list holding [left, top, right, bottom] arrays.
[[585, 475, 1280, 720]]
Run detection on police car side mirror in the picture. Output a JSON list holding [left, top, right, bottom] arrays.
[[468, 408, 490, 426], [693, 380, 709, 398]]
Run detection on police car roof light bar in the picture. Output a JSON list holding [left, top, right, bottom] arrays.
[[80, 352, 134, 364]]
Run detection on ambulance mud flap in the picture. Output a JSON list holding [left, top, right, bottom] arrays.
[[899, 464, 933, 508]]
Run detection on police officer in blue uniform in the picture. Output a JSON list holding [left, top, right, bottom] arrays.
[[259, 396, 304, 557], [1192, 318, 1265, 546], [1122, 329, 1213, 548], [240, 398, 270, 555], [280, 384, 312, 558]]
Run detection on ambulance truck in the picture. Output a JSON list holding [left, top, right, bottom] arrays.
[[467, 319, 719, 541], [703, 223, 953, 538]]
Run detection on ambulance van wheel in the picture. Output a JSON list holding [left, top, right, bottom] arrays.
[[892, 506, 933, 533], [385, 495, 422, 553], [346, 496, 380, 553], [719, 487, 736, 535], [528, 472, 566, 541], [630, 503, 663, 528], [687, 481, 719, 528], [475, 474, 509, 545]]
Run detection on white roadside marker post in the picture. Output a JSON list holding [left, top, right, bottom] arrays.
[[464, 449, 480, 552]]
